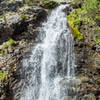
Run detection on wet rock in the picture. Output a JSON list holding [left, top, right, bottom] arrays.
[[82, 93, 96, 100], [79, 76, 90, 83], [35, 8, 48, 22]]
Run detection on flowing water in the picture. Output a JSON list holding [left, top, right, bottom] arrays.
[[19, 4, 77, 100]]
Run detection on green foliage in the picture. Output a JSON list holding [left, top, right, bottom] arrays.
[[21, 14, 27, 20], [72, 27, 83, 40], [0, 50, 3, 54], [0, 72, 8, 82], [0, 44, 8, 54], [68, 0, 100, 42], [2, 44, 8, 50], [8, 38, 15, 46], [0, 38, 15, 54], [94, 36, 100, 46], [67, 10, 83, 40], [82, 0, 99, 18]]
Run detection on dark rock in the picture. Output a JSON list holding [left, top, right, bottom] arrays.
[[40, 1, 59, 9], [63, 4, 72, 15], [35, 8, 48, 22], [0, 0, 23, 14]]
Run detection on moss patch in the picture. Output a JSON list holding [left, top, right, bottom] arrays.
[[21, 14, 27, 20], [8, 38, 15, 46], [0, 38, 15, 54], [0, 72, 8, 82]]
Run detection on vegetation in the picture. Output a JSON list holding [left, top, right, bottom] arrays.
[[0, 38, 15, 54], [0, 72, 8, 82], [67, 0, 100, 42], [22, 0, 59, 8], [8, 38, 15, 46], [21, 14, 27, 20]]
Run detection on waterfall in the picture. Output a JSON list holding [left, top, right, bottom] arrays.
[[19, 4, 77, 100]]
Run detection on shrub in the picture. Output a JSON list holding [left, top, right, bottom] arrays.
[[8, 38, 15, 46]]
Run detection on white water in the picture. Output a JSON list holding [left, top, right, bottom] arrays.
[[19, 4, 77, 100]]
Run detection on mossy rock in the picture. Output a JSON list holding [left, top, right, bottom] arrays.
[[40, 0, 59, 9]]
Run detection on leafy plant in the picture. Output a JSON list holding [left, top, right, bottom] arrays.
[[8, 38, 15, 46]]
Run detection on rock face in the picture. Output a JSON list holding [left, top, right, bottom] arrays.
[[0, 0, 23, 15], [74, 29, 100, 100], [0, 4, 48, 44]]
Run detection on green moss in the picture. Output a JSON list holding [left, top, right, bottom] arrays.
[[2, 44, 8, 50], [8, 38, 15, 46], [21, 14, 27, 20], [0, 72, 8, 82], [0, 44, 8, 54], [0, 50, 3, 54], [0, 38, 15, 54], [72, 0, 83, 5]]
